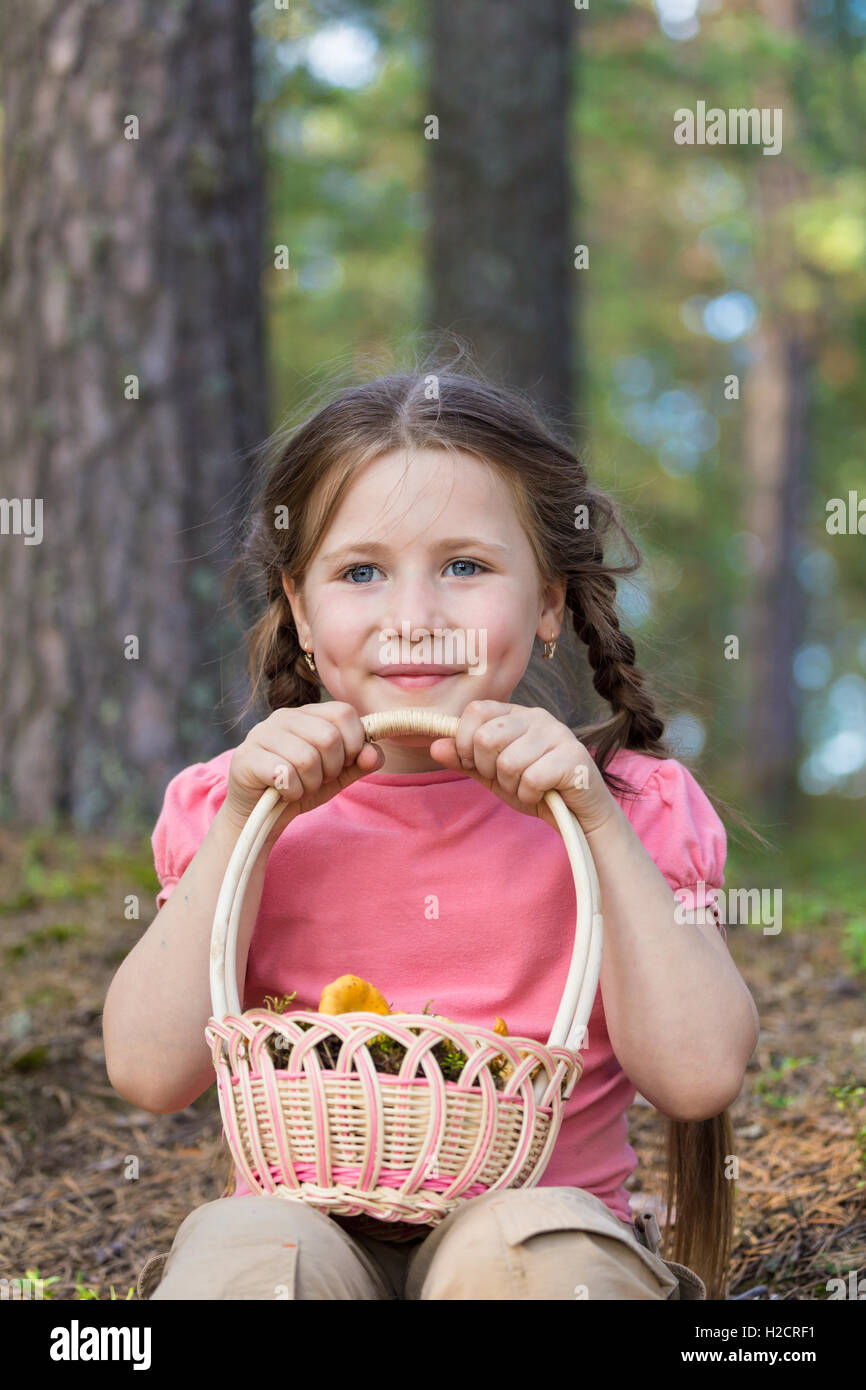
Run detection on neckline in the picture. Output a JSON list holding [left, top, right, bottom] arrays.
[[359, 769, 469, 785]]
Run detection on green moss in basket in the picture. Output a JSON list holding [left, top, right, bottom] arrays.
[[258, 986, 512, 1089]]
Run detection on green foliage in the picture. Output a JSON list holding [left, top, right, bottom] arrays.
[[726, 805, 865, 965], [6, 1269, 134, 1301], [260, 990, 505, 1086], [5, 922, 88, 961], [10, 1044, 49, 1073], [0, 829, 158, 916], [841, 919, 866, 977], [829, 1083, 866, 1182], [753, 1056, 816, 1109]]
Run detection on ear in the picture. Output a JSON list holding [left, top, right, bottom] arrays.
[[281, 573, 309, 645], [537, 576, 567, 641]]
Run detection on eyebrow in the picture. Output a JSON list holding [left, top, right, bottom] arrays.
[[321, 537, 508, 564]]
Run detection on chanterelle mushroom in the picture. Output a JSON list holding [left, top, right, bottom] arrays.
[[318, 975, 390, 1016], [491, 1016, 541, 1083]]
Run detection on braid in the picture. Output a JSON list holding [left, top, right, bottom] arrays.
[[566, 500, 668, 794], [572, 570, 665, 747], [260, 592, 322, 713]]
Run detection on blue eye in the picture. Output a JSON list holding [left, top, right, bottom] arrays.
[[341, 563, 382, 584], [447, 559, 486, 578], [340, 559, 487, 584]]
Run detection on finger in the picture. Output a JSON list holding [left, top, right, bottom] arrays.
[[264, 729, 336, 798], [489, 730, 561, 798], [353, 741, 386, 773], [270, 710, 352, 785], [306, 702, 369, 763], [270, 703, 368, 760], [428, 737, 462, 768], [507, 746, 576, 807], [455, 701, 514, 772], [467, 708, 530, 781], [243, 742, 308, 804]]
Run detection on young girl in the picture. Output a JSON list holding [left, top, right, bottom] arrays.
[[105, 362, 761, 1301]]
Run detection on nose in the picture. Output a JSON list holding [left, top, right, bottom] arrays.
[[382, 568, 452, 637]]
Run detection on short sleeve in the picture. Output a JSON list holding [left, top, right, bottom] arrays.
[[151, 757, 231, 911], [621, 757, 728, 944]]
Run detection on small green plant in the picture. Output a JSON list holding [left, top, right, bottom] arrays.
[[73, 1272, 135, 1300], [753, 1056, 815, 1109], [262, 991, 297, 1014], [841, 919, 866, 977], [9, 1267, 134, 1301], [829, 1083, 866, 1186], [260, 991, 509, 1089], [5, 922, 88, 961], [3, 1268, 60, 1299]]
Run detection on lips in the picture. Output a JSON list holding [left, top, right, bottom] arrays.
[[377, 672, 459, 688]]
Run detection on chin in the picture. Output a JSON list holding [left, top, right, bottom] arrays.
[[380, 734, 443, 747]]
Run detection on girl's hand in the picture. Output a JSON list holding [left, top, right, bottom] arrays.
[[223, 703, 385, 838], [428, 700, 617, 837]]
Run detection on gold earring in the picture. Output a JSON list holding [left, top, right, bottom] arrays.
[[303, 649, 317, 673], [542, 635, 557, 660]]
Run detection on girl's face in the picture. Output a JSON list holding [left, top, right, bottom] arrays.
[[283, 447, 566, 772]]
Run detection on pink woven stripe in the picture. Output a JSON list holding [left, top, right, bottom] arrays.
[[254, 1032, 301, 1190], [239, 1161, 492, 1199]]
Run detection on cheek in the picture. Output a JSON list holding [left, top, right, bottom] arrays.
[[313, 599, 364, 646], [469, 591, 533, 645]]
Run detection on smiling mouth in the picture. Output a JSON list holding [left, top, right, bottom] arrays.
[[376, 672, 461, 687]]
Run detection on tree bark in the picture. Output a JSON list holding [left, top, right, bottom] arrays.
[[427, 0, 574, 427], [740, 0, 816, 816], [0, 0, 267, 829]]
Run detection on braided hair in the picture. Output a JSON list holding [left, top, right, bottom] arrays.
[[223, 345, 768, 1298]]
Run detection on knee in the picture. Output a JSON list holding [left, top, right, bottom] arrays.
[[411, 1188, 675, 1301], [150, 1195, 391, 1301], [409, 1193, 536, 1300]]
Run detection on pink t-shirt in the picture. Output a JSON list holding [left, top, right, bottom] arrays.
[[152, 744, 727, 1229]]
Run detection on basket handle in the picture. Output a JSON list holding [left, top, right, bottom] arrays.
[[209, 708, 603, 1062]]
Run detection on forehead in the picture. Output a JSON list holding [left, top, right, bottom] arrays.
[[323, 447, 520, 540]]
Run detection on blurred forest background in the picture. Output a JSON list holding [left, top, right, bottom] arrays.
[[0, 0, 864, 1301], [1, 1, 865, 837]]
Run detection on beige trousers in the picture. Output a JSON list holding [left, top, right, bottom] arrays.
[[138, 1186, 706, 1301]]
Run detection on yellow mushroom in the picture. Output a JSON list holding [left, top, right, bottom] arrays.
[[491, 1016, 509, 1074], [318, 975, 390, 1016], [491, 1016, 541, 1083]]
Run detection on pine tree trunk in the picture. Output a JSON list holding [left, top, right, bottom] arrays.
[[428, 0, 574, 425], [739, 0, 815, 815], [0, 0, 267, 829]]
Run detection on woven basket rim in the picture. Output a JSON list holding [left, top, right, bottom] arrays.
[[208, 1006, 582, 1051]]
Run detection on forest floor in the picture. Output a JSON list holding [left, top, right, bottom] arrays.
[[0, 816, 863, 1301]]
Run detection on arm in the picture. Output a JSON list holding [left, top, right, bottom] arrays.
[[584, 798, 760, 1122], [102, 802, 283, 1113]]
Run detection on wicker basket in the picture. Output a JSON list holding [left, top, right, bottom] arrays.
[[206, 707, 603, 1241]]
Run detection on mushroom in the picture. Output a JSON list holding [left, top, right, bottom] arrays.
[[491, 1016, 509, 1074], [318, 975, 390, 1016], [491, 1016, 541, 1083]]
